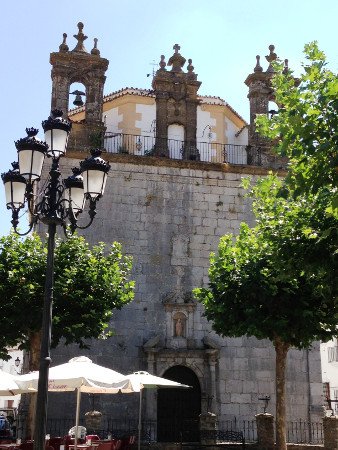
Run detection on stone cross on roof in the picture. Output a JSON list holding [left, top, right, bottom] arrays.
[[168, 43, 186, 72], [72, 22, 88, 53]]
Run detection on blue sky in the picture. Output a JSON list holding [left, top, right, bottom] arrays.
[[1, 0, 338, 237]]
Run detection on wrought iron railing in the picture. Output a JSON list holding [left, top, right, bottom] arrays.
[[217, 419, 257, 443], [16, 416, 155, 443], [15, 415, 323, 445], [286, 420, 323, 444], [103, 133, 248, 165]]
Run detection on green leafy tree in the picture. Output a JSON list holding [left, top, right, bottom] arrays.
[[195, 41, 338, 450], [256, 41, 338, 213], [0, 232, 134, 370], [195, 176, 337, 450]]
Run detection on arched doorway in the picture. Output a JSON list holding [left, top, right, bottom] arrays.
[[168, 124, 185, 159], [157, 365, 201, 442]]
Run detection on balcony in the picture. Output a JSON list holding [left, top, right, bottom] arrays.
[[103, 133, 248, 165], [328, 346, 338, 363]]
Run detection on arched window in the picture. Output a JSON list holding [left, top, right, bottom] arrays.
[[168, 124, 185, 159], [69, 82, 86, 111]]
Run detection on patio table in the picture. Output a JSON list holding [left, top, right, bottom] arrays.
[[69, 444, 99, 450], [0, 444, 20, 449]]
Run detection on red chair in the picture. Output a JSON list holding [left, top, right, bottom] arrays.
[[48, 437, 62, 450], [19, 441, 34, 450], [111, 440, 121, 450], [85, 436, 100, 444], [61, 435, 74, 450], [119, 436, 135, 450], [98, 442, 114, 450]]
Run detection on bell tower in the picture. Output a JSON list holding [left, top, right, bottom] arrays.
[[152, 44, 201, 160], [244, 45, 276, 166], [49, 22, 109, 151]]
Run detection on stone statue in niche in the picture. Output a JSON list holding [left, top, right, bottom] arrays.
[[173, 313, 186, 338]]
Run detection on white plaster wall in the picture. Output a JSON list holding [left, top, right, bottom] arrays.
[[135, 103, 156, 135], [103, 107, 122, 134], [196, 107, 217, 162], [225, 119, 238, 143], [225, 119, 247, 165], [235, 127, 248, 146], [196, 107, 217, 142]]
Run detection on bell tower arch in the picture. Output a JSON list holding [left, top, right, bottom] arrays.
[[49, 22, 109, 151], [244, 45, 276, 166], [152, 44, 201, 160]]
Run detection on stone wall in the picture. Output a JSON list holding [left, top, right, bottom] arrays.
[[42, 155, 323, 423]]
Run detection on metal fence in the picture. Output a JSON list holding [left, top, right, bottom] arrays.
[[15, 415, 324, 445], [16, 416, 155, 443], [217, 419, 257, 443], [286, 420, 323, 445], [103, 133, 248, 165]]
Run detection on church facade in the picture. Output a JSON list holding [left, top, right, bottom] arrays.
[[41, 23, 323, 440]]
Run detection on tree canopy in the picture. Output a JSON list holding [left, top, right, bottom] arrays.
[[256, 41, 338, 212], [194, 42, 337, 450], [0, 232, 134, 363], [194, 175, 336, 348]]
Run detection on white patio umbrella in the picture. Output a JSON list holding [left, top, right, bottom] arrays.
[[0, 369, 23, 396], [15, 356, 141, 450], [125, 371, 190, 450]]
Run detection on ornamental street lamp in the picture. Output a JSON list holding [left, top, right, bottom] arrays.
[[1, 109, 110, 450]]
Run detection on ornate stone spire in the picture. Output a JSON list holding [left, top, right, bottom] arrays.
[[59, 33, 69, 52], [254, 55, 263, 72], [167, 43, 186, 72], [91, 38, 100, 56], [72, 22, 88, 53], [266, 44, 277, 73]]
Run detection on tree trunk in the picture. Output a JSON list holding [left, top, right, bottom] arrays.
[[25, 331, 41, 438], [274, 336, 290, 450]]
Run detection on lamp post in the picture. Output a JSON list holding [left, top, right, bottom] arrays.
[[1, 109, 110, 450]]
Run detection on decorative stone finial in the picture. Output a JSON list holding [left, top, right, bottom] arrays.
[[167, 43, 186, 73], [159, 55, 166, 70], [187, 59, 194, 72], [266, 44, 277, 73], [72, 22, 88, 53], [282, 58, 289, 74], [187, 59, 196, 80], [254, 55, 263, 72], [59, 33, 69, 52], [91, 38, 100, 56]]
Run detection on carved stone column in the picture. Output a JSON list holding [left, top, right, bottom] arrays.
[[143, 343, 160, 422], [155, 94, 169, 156], [200, 412, 217, 446], [206, 349, 218, 414]]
